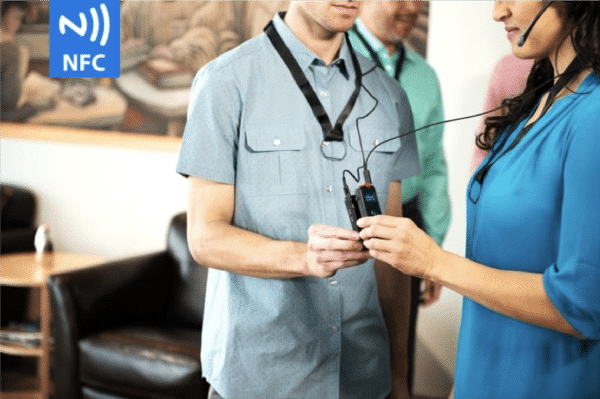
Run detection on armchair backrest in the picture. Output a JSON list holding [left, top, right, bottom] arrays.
[[165, 212, 208, 328], [1, 185, 36, 230], [1, 185, 55, 255]]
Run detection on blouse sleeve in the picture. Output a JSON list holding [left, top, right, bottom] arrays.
[[543, 100, 600, 339]]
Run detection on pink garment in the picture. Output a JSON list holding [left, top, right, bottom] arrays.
[[471, 54, 534, 170]]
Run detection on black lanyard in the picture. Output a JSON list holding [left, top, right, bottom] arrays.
[[350, 25, 405, 81], [474, 55, 586, 185], [264, 15, 362, 142]]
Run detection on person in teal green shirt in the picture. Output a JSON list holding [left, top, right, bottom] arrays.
[[349, 2, 450, 394], [349, 1, 450, 249]]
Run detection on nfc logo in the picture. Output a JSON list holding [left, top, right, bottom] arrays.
[[59, 4, 110, 47], [50, 0, 119, 78]]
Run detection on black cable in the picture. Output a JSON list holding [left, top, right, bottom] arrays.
[[364, 66, 591, 169], [355, 82, 379, 183], [365, 103, 506, 168], [342, 63, 380, 184]]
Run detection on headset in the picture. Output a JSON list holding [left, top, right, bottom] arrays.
[[347, 1, 576, 231], [518, 1, 555, 47], [517, 1, 590, 47], [343, 0, 559, 231]]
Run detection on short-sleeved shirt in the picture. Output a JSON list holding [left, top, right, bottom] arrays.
[[456, 73, 600, 399], [176, 14, 419, 399]]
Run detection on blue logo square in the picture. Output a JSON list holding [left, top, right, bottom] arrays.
[[49, 0, 120, 78]]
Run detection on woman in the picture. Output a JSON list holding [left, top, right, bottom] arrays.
[[358, 2, 600, 398]]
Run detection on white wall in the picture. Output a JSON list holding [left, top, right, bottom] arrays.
[[1, 2, 513, 397], [0, 138, 187, 259], [414, 1, 512, 396]]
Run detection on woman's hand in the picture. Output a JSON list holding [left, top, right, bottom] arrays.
[[357, 215, 446, 280]]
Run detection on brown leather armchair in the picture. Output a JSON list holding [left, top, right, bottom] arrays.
[[48, 213, 209, 399]]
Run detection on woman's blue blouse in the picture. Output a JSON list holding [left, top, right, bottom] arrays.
[[456, 73, 600, 399]]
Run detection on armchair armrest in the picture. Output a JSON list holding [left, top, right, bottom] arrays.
[[0, 227, 37, 254], [48, 251, 175, 399]]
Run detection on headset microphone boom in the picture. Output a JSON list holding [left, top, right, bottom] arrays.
[[517, 1, 554, 47]]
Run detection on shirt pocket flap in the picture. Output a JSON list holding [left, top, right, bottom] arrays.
[[348, 128, 401, 153], [246, 126, 307, 152]]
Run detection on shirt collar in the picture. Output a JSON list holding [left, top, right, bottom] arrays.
[[355, 18, 387, 55], [271, 12, 351, 80]]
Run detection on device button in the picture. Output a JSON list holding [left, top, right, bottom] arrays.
[[326, 185, 333, 193], [273, 138, 281, 146], [372, 139, 380, 146]]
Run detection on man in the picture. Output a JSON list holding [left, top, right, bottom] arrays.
[[349, 1, 451, 394], [177, 2, 419, 398]]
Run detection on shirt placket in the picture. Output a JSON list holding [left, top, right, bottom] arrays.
[[311, 61, 343, 398], [311, 62, 340, 227]]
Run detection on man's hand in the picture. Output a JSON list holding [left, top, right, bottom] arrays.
[[304, 224, 370, 278]]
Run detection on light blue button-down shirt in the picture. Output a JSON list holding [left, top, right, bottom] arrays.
[[177, 14, 419, 399]]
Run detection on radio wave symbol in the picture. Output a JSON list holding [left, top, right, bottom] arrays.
[[58, 3, 110, 46]]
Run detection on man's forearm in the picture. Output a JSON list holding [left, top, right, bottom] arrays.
[[188, 220, 307, 279], [186, 176, 369, 279]]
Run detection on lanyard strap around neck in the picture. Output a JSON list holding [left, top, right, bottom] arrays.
[[264, 16, 362, 142], [475, 55, 586, 184], [350, 24, 405, 81]]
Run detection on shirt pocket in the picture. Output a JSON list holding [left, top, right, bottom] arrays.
[[241, 125, 308, 197], [348, 128, 401, 206]]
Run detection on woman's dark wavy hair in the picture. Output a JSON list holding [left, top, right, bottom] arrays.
[[477, 1, 600, 152]]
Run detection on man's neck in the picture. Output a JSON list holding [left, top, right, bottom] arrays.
[[284, 11, 344, 66], [360, 18, 398, 56]]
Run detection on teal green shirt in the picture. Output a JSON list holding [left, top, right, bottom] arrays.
[[349, 19, 451, 245]]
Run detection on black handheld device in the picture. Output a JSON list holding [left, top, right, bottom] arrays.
[[344, 182, 382, 231]]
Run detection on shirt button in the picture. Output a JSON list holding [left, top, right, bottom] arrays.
[[273, 138, 281, 146], [331, 326, 339, 332], [330, 280, 337, 286], [326, 186, 333, 193], [320, 91, 328, 98], [385, 65, 393, 72]]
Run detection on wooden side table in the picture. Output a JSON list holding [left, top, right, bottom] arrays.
[[0, 252, 105, 399]]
